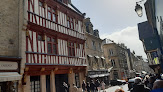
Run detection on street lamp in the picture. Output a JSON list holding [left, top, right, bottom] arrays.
[[135, 0, 145, 17], [135, 3, 143, 17]]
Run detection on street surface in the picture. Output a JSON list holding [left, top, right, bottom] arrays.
[[101, 84, 129, 92]]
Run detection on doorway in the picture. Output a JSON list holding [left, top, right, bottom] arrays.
[[55, 74, 68, 92]]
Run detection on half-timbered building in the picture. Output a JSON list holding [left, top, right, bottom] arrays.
[[23, 0, 87, 92]]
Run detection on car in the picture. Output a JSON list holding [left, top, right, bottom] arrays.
[[110, 79, 124, 86], [128, 78, 135, 90]]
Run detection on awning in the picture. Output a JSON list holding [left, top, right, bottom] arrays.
[[94, 56, 100, 59], [101, 57, 105, 60], [98, 73, 110, 77], [89, 74, 99, 78], [0, 72, 22, 82], [108, 67, 113, 72], [87, 55, 93, 58], [88, 73, 109, 78]]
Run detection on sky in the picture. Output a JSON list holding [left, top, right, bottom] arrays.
[[72, 0, 148, 58]]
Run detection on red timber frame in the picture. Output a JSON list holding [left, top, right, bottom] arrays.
[[25, 0, 86, 75]]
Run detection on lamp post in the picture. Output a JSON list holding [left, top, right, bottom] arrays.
[[135, 0, 145, 17], [135, 3, 143, 17]]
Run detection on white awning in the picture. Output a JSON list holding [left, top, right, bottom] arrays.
[[87, 55, 93, 58], [0, 72, 22, 82], [89, 73, 110, 78], [101, 57, 105, 59], [94, 56, 100, 59], [89, 74, 98, 78]]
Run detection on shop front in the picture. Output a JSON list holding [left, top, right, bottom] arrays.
[[0, 56, 21, 92], [87, 70, 110, 85]]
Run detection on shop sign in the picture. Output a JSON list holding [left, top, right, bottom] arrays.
[[0, 61, 18, 70]]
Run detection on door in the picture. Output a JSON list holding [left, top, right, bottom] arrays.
[[46, 75, 50, 92], [55, 74, 68, 92], [0, 82, 7, 92]]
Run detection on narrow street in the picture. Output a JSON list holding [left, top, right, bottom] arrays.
[[101, 84, 129, 92]]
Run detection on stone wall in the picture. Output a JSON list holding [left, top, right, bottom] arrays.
[[0, 0, 24, 57]]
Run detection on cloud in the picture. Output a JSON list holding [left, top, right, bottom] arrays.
[[100, 26, 147, 59]]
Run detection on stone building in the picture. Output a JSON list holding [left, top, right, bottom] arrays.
[[102, 39, 130, 80], [0, 0, 23, 91], [0, 0, 87, 92], [84, 18, 109, 84]]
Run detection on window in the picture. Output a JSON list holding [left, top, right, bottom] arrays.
[[109, 49, 114, 56], [111, 59, 115, 67], [99, 43, 101, 50], [75, 73, 80, 88], [67, 16, 74, 29], [113, 71, 119, 79], [68, 42, 75, 56], [39, 1, 43, 7], [30, 76, 40, 92], [38, 34, 43, 41], [76, 43, 80, 49], [92, 40, 96, 50], [47, 37, 57, 54], [47, 6, 57, 22]]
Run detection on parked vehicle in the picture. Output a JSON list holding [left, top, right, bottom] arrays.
[[110, 79, 125, 86], [128, 78, 135, 90]]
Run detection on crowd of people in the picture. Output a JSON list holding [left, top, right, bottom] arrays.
[[63, 74, 163, 92], [82, 80, 106, 92], [115, 74, 163, 92]]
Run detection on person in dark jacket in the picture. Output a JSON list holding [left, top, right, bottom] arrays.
[[86, 82, 90, 92], [90, 80, 95, 92], [147, 76, 155, 90], [95, 79, 101, 92], [130, 77, 150, 92], [151, 80, 163, 92], [82, 80, 86, 92]]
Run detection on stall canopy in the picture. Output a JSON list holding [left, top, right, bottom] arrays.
[[88, 73, 109, 78], [0, 72, 22, 82]]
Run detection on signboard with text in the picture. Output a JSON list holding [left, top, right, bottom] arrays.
[[0, 61, 18, 70]]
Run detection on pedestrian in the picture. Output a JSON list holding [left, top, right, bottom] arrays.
[[86, 82, 90, 92], [82, 80, 86, 92], [90, 80, 95, 92], [101, 81, 106, 92], [130, 77, 150, 92], [150, 80, 163, 92], [147, 76, 155, 90], [72, 83, 78, 92], [95, 79, 100, 92], [63, 82, 68, 92]]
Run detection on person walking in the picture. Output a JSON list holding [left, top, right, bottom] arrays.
[[130, 77, 150, 92], [72, 83, 78, 92], [82, 80, 86, 92], [95, 79, 100, 92], [90, 80, 95, 92], [101, 81, 106, 92], [63, 82, 68, 92], [86, 82, 90, 92]]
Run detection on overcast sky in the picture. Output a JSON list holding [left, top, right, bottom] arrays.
[[72, 0, 147, 58]]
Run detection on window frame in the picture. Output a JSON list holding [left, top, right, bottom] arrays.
[[68, 41, 75, 56], [47, 36, 58, 54], [30, 76, 41, 92], [67, 16, 74, 29], [75, 73, 80, 88], [47, 6, 58, 22]]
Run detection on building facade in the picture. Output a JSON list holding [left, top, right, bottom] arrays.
[[84, 18, 109, 85], [0, 0, 23, 91], [102, 40, 130, 80], [1, 0, 87, 92]]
